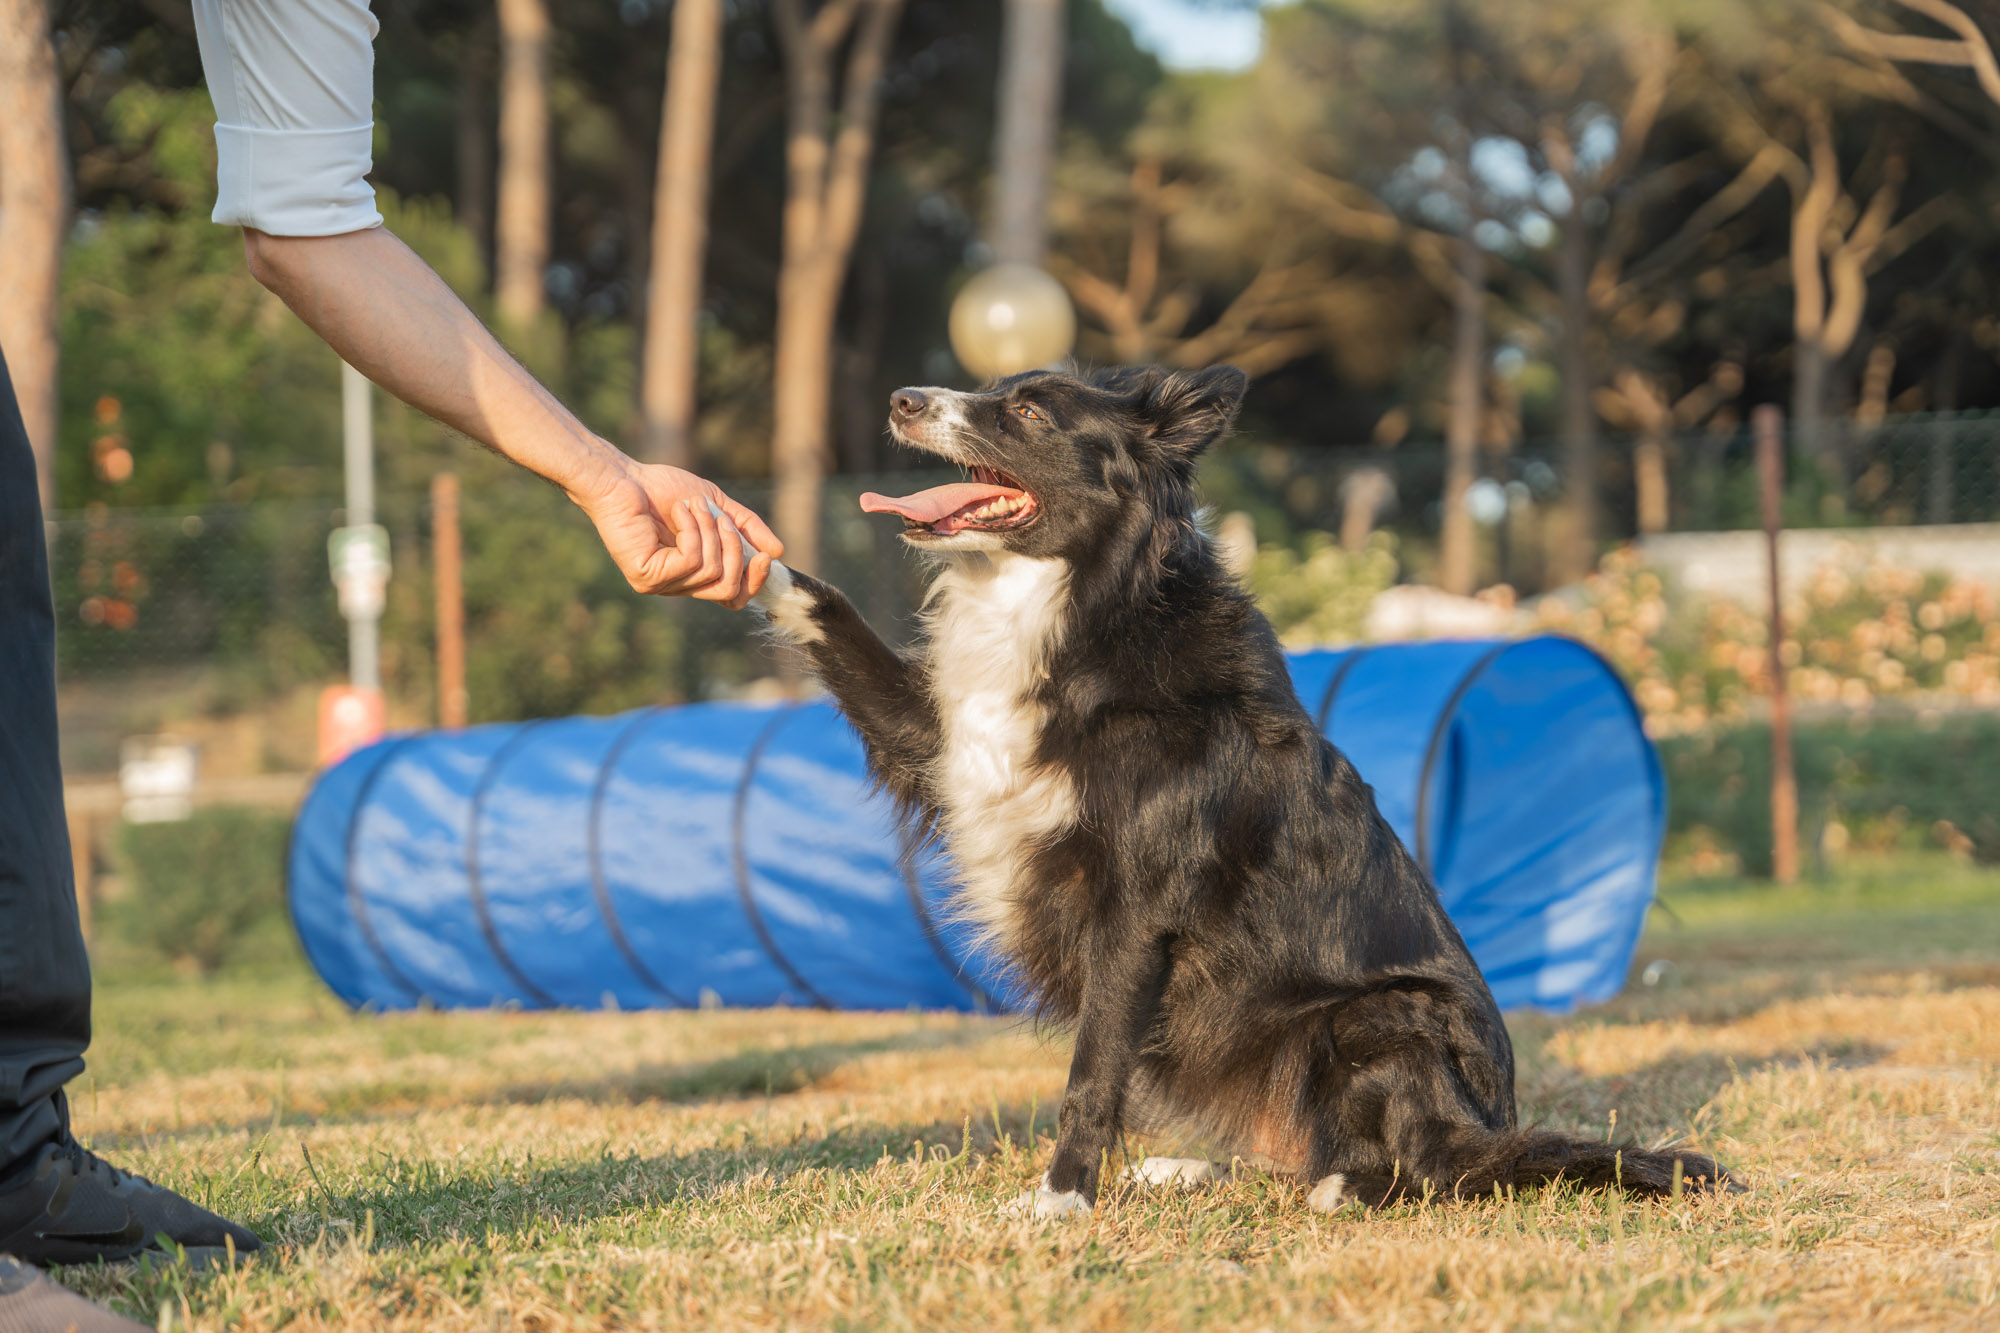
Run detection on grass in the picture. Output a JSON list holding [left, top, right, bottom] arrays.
[[52, 852, 2000, 1330]]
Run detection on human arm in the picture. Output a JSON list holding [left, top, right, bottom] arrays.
[[190, 0, 778, 604], [241, 226, 779, 605]]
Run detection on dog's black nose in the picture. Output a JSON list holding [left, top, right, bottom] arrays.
[[890, 388, 928, 418]]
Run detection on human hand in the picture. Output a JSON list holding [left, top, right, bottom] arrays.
[[570, 456, 783, 608]]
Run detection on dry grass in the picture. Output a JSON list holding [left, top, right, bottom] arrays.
[[54, 854, 2000, 1330]]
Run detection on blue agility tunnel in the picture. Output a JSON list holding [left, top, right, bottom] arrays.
[[288, 636, 1663, 1015]]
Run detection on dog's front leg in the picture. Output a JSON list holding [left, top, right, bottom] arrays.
[[753, 564, 938, 805], [1018, 931, 1172, 1219]]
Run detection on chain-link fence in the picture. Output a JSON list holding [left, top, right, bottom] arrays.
[[47, 473, 946, 776], [47, 414, 2000, 777]]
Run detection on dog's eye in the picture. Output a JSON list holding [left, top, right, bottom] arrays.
[[1014, 404, 1043, 422]]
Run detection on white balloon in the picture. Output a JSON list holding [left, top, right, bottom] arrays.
[[948, 264, 1076, 380]]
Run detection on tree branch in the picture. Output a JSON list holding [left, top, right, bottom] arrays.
[[1892, 0, 2000, 103], [1621, 142, 1790, 286], [819, 0, 906, 273], [1790, 101, 1840, 345]]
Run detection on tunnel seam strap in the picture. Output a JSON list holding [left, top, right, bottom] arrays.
[[896, 821, 1000, 1012], [1315, 647, 1369, 734], [731, 705, 835, 1010], [1542, 632, 1672, 890], [465, 719, 562, 1008], [285, 765, 354, 1009], [342, 735, 428, 1004], [1413, 642, 1513, 879], [586, 706, 693, 1008]]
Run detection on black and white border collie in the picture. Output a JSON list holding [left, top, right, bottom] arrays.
[[753, 365, 1727, 1217]]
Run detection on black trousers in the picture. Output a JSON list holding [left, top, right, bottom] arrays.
[[0, 349, 90, 1172]]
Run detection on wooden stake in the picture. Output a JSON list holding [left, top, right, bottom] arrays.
[[432, 473, 468, 729], [67, 809, 92, 944], [1755, 405, 1799, 884]]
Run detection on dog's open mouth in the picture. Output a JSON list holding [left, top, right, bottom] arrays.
[[858, 465, 1039, 537]]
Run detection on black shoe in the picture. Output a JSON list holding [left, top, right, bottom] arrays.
[[0, 1138, 261, 1268], [0, 1255, 149, 1332]]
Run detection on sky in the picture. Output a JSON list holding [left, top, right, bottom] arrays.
[[1098, 0, 1294, 72]]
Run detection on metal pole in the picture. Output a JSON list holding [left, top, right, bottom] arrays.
[[1755, 404, 1799, 884], [432, 472, 468, 728], [342, 362, 380, 692]]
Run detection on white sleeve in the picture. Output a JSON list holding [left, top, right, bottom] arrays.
[[191, 0, 384, 236]]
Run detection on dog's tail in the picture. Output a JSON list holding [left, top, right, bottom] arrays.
[[1403, 1127, 1732, 1201]]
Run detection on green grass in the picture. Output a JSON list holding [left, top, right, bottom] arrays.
[[46, 852, 2000, 1330]]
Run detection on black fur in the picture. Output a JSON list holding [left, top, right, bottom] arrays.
[[766, 365, 1728, 1209]]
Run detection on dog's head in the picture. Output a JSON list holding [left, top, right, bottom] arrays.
[[860, 364, 1248, 560]]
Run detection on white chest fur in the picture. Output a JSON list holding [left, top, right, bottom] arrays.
[[923, 553, 1078, 947]]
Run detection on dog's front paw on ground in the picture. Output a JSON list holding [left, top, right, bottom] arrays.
[[1004, 1187, 1092, 1220], [1123, 1157, 1219, 1189], [1307, 1173, 1351, 1213]]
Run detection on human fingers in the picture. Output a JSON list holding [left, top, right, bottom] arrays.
[[716, 493, 784, 560], [731, 549, 776, 609], [688, 503, 748, 604], [650, 499, 710, 594], [684, 496, 729, 590]]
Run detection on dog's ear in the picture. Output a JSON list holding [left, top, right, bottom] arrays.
[[1138, 366, 1247, 461]]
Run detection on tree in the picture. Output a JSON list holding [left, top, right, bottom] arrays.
[[495, 0, 551, 328], [0, 0, 68, 512], [456, 11, 497, 271], [1834, 0, 2000, 106], [992, 0, 1066, 266], [1050, 157, 1329, 376], [1202, 0, 1501, 588], [639, 0, 725, 468], [770, 0, 906, 575]]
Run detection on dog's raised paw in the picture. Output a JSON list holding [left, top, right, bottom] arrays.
[[1004, 1187, 1091, 1220], [1307, 1173, 1350, 1213], [1123, 1157, 1219, 1189]]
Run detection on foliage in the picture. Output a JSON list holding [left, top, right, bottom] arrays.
[[1534, 545, 2000, 734], [58, 84, 499, 509], [1244, 531, 1400, 647], [1659, 714, 2000, 875], [112, 806, 291, 975]]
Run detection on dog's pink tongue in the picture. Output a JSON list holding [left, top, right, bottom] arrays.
[[858, 481, 1022, 524]]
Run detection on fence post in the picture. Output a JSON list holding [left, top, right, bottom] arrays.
[[340, 363, 380, 692], [432, 472, 468, 729], [1754, 405, 1799, 884]]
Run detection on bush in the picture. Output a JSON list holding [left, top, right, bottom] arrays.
[[1245, 531, 1400, 648], [1534, 546, 2000, 736], [1659, 714, 2000, 875], [114, 806, 292, 974]]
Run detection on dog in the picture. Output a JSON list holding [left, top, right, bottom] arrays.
[[751, 364, 1728, 1217]]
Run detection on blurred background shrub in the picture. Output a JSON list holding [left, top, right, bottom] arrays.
[[112, 806, 291, 975], [1658, 715, 2000, 876]]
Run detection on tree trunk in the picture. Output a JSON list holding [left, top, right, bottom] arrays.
[[836, 253, 890, 473], [1790, 336, 1827, 489], [495, 0, 551, 328], [0, 0, 68, 513], [1439, 228, 1484, 597], [1928, 332, 1962, 524], [1788, 103, 1841, 494], [990, 0, 1066, 266], [770, 0, 907, 576], [1554, 204, 1598, 581], [639, 0, 725, 468], [456, 10, 496, 274], [1634, 430, 1669, 535]]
